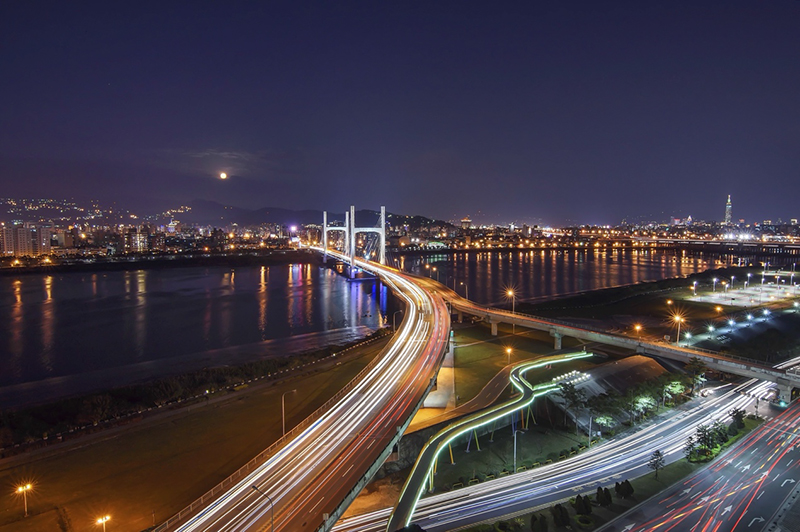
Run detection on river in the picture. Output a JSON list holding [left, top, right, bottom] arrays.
[[0, 249, 721, 395]]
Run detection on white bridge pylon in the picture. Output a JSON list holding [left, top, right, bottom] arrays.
[[323, 205, 386, 273]]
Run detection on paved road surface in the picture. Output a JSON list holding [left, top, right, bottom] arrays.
[[608, 400, 800, 532]]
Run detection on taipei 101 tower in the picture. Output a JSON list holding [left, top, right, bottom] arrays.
[[724, 195, 732, 225]]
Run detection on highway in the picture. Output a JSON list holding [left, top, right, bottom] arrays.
[[334, 374, 786, 532], [613, 400, 800, 532], [156, 252, 450, 532], [425, 279, 800, 400], [387, 352, 594, 532]]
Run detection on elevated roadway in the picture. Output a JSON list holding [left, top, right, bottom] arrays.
[[387, 351, 594, 532], [156, 251, 450, 532], [427, 283, 800, 403], [334, 373, 789, 532]]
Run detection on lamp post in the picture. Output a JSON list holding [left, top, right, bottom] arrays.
[[460, 281, 469, 300], [432, 266, 439, 282], [513, 429, 524, 473], [713, 278, 718, 292], [722, 281, 728, 293], [96, 516, 110, 532], [634, 324, 642, 341], [282, 389, 297, 437], [507, 289, 516, 334], [251, 485, 274, 532], [746, 272, 751, 289], [673, 315, 684, 345], [392, 309, 404, 332], [506, 347, 512, 365], [692, 281, 697, 296], [731, 275, 735, 290], [16, 484, 31, 517]]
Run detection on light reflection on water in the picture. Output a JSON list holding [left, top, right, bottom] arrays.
[[0, 265, 389, 387], [0, 251, 720, 388], [399, 248, 724, 306]]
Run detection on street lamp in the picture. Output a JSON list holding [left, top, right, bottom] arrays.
[[392, 309, 404, 331], [673, 315, 684, 345], [713, 278, 718, 292], [692, 281, 697, 296], [731, 275, 735, 290], [432, 266, 439, 282], [722, 281, 728, 293], [460, 281, 469, 300], [746, 272, 751, 289], [16, 484, 31, 517], [96, 516, 110, 532], [251, 485, 274, 532], [282, 389, 297, 437], [506, 347, 512, 365], [513, 429, 524, 473], [634, 324, 642, 341], [507, 289, 516, 334]]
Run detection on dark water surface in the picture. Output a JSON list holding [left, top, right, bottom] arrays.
[[0, 264, 389, 388], [0, 250, 722, 389]]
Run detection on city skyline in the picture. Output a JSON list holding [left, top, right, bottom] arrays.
[[1, 2, 799, 226]]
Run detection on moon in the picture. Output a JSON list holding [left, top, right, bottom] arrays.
[[219, 172, 227, 180]]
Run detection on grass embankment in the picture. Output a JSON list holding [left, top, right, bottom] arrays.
[[0, 249, 320, 276], [0, 336, 389, 532], [452, 323, 592, 407], [0, 328, 390, 458]]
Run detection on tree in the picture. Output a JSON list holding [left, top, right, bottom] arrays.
[[556, 382, 586, 433], [685, 357, 708, 395], [684, 435, 696, 460], [531, 514, 548, 532], [576, 494, 592, 515], [622, 389, 640, 424], [648, 449, 665, 479], [712, 420, 729, 446], [622, 479, 634, 498], [550, 504, 569, 527], [729, 407, 746, 428], [695, 424, 715, 456], [602, 487, 613, 506]]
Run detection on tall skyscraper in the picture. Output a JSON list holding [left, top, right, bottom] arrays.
[[724, 195, 732, 225]]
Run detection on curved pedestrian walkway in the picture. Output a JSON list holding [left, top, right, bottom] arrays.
[[386, 350, 594, 532]]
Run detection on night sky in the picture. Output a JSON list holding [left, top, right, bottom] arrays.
[[1, 1, 799, 226]]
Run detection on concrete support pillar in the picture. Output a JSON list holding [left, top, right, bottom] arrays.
[[552, 331, 563, 350], [777, 383, 792, 404], [344, 211, 350, 257], [491, 321, 498, 336], [457, 310, 463, 323]]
